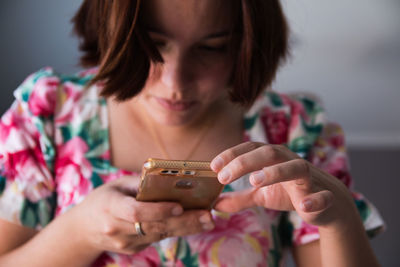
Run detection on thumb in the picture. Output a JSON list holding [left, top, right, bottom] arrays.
[[299, 190, 334, 213], [213, 189, 257, 213], [112, 175, 141, 196]]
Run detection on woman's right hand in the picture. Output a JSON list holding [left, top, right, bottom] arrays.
[[69, 176, 214, 255]]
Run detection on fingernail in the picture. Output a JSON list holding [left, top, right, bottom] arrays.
[[202, 222, 215, 230], [218, 168, 231, 183], [251, 171, 264, 186], [302, 199, 313, 211], [172, 206, 183, 216], [199, 213, 211, 223], [211, 157, 224, 171]]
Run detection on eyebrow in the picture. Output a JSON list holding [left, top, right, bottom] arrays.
[[146, 26, 231, 40]]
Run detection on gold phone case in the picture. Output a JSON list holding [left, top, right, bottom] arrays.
[[136, 158, 224, 210]]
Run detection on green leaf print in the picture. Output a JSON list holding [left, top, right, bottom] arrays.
[[176, 238, 199, 267], [222, 184, 234, 193], [267, 92, 284, 107], [20, 193, 56, 228], [21, 90, 31, 102], [0, 176, 6, 194], [60, 125, 73, 142], [32, 68, 55, 84], [355, 198, 370, 222], [244, 114, 258, 130], [91, 172, 104, 188], [89, 158, 111, 174], [289, 121, 323, 155], [268, 225, 283, 267], [60, 73, 94, 86], [38, 195, 57, 226], [288, 136, 313, 155]]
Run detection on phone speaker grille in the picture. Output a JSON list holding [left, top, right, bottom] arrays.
[[145, 158, 211, 170]]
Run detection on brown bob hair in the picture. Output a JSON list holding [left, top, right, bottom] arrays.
[[72, 0, 289, 107]]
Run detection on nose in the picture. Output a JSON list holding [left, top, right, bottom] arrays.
[[160, 53, 192, 96]]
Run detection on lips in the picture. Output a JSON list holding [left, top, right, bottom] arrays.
[[155, 97, 196, 111]]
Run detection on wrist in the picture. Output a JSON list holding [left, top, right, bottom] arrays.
[[318, 196, 363, 236], [66, 206, 104, 258]]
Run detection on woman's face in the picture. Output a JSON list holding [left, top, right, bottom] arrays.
[[136, 0, 235, 127]]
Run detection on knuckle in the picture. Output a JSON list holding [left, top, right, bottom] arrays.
[[246, 141, 260, 151], [261, 145, 277, 159], [223, 149, 237, 162], [232, 156, 247, 171], [101, 220, 118, 236], [113, 239, 130, 250], [148, 221, 167, 234], [265, 166, 280, 179], [297, 159, 311, 176], [130, 207, 141, 222]]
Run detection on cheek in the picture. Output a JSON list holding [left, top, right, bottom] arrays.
[[196, 58, 233, 94]]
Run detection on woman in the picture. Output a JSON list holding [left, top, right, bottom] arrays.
[[0, 0, 384, 266]]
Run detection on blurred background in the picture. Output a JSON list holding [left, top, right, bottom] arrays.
[[0, 0, 399, 266]]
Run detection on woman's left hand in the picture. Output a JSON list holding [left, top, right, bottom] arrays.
[[210, 142, 356, 228]]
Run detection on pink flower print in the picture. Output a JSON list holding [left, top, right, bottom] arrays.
[[188, 209, 269, 267], [329, 133, 345, 149], [55, 83, 83, 125], [281, 94, 307, 120], [324, 156, 352, 188], [0, 104, 38, 144], [90, 253, 114, 267], [2, 147, 54, 201], [28, 76, 59, 117], [260, 107, 289, 144], [126, 246, 161, 267], [55, 137, 92, 214], [293, 221, 319, 245]]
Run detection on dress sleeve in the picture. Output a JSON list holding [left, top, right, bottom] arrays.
[[0, 68, 59, 230], [284, 96, 385, 246]]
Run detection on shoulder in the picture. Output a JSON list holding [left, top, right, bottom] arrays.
[[12, 67, 98, 118], [245, 90, 328, 156], [246, 90, 326, 124]]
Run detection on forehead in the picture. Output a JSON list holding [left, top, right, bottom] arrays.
[[141, 0, 234, 39]]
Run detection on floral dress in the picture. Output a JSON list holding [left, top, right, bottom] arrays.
[[0, 67, 384, 267]]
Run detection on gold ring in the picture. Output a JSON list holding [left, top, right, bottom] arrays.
[[134, 222, 145, 236]]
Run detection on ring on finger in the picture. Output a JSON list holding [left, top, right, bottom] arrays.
[[134, 222, 145, 236]]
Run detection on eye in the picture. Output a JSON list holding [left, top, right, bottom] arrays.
[[198, 45, 228, 53], [152, 40, 166, 48]]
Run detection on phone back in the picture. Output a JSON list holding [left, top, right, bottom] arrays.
[[136, 158, 224, 210]]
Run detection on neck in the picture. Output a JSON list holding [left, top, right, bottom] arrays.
[[107, 96, 244, 165], [126, 96, 243, 138]]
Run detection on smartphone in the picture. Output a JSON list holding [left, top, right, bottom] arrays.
[[136, 158, 224, 210]]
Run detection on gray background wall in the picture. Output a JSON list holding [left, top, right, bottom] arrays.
[[0, 1, 399, 266]]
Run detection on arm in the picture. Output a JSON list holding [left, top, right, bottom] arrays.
[[210, 142, 380, 267], [0, 211, 101, 267], [293, 209, 380, 267], [0, 176, 215, 267]]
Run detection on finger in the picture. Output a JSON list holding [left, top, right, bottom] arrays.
[[141, 210, 215, 241], [210, 142, 265, 172], [214, 144, 292, 184], [111, 175, 141, 194], [300, 190, 334, 213], [249, 159, 312, 189], [213, 190, 258, 213], [110, 194, 184, 223]]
